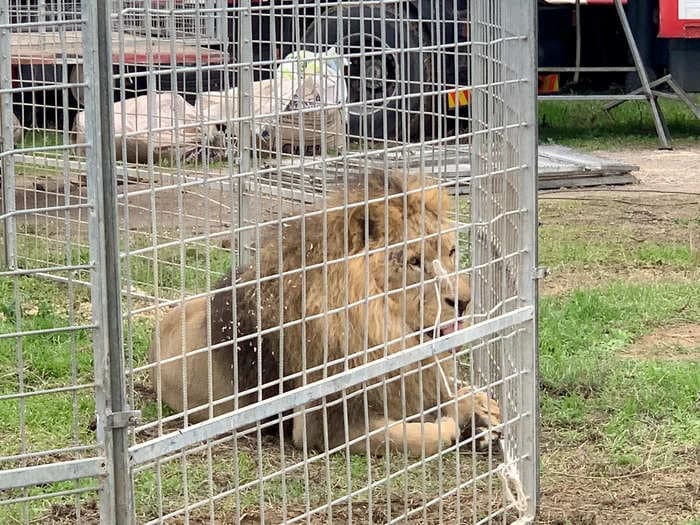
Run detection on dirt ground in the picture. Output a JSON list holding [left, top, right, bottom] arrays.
[[535, 145, 700, 525], [593, 146, 700, 194], [539, 145, 700, 297], [538, 436, 699, 525], [622, 322, 700, 361]]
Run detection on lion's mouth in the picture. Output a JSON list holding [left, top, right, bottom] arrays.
[[424, 319, 466, 340]]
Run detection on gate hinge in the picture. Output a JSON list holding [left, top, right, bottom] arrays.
[[532, 266, 550, 280], [105, 409, 141, 429]]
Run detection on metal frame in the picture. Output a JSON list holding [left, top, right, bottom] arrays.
[[82, 0, 135, 523], [470, 0, 539, 518], [0, 1, 17, 269], [514, 0, 541, 515]]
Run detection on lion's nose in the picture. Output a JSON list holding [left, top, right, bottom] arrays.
[[445, 297, 469, 315]]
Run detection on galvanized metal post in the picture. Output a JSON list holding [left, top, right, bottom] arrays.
[[0, 1, 17, 270], [469, 0, 494, 389], [37, 0, 47, 29], [512, 0, 540, 517], [237, 0, 253, 267], [81, 1, 135, 523], [213, 0, 229, 42]]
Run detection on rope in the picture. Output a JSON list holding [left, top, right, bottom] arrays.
[[431, 259, 456, 398], [497, 439, 534, 524]]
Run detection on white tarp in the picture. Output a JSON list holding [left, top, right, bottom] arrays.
[[196, 48, 348, 151], [71, 49, 348, 164], [73, 92, 210, 164]]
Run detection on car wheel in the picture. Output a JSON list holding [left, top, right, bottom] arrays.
[[304, 5, 432, 142]]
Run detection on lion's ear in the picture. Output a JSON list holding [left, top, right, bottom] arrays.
[[386, 172, 407, 196], [364, 170, 406, 197], [343, 172, 409, 253], [346, 203, 380, 253]]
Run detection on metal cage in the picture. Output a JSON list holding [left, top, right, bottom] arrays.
[[0, 0, 539, 523]]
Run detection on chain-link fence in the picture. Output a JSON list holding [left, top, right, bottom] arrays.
[[0, 0, 539, 523]]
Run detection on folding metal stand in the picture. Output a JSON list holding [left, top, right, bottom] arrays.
[[538, 0, 700, 149]]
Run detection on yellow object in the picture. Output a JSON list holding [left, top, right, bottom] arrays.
[[538, 73, 559, 94], [447, 89, 470, 108]]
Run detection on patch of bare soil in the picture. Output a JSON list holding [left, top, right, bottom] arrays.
[[540, 267, 698, 297], [540, 144, 700, 245], [540, 192, 700, 245], [169, 490, 521, 525], [538, 184, 699, 296], [622, 323, 700, 361], [538, 442, 700, 525], [593, 146, 700, 194], [44, 499, 99, 524]]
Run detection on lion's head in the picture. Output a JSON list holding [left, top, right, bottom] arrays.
[[314, 172, 471, 351]]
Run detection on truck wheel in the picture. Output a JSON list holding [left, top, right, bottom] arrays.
[[304, 6, 432, 142]]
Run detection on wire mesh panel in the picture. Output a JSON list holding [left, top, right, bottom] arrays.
[[1, 0, 538, 523], [0, 1, 104, 523]]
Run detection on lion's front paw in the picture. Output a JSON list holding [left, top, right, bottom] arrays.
[[458, 389, 502, 452]]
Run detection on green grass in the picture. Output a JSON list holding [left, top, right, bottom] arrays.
[[122, 241, 233, 299], [539, 282, 700, 466], [12, 227, 234, 301], [538, 98, 700, 149], [128, 444, 496, 523], [0, 272, 153, 523], [537, 198, 700, 280], [0, 276, 155, 460], [17, 130, 64, 151], [541, 228, 696, 270]]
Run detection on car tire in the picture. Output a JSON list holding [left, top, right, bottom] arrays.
[[303, 5, 432, 142]]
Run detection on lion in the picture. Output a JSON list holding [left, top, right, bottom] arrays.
[[149, 172, 501, 457]]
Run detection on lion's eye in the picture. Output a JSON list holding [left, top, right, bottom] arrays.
[[408, 256, 422, 268]]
